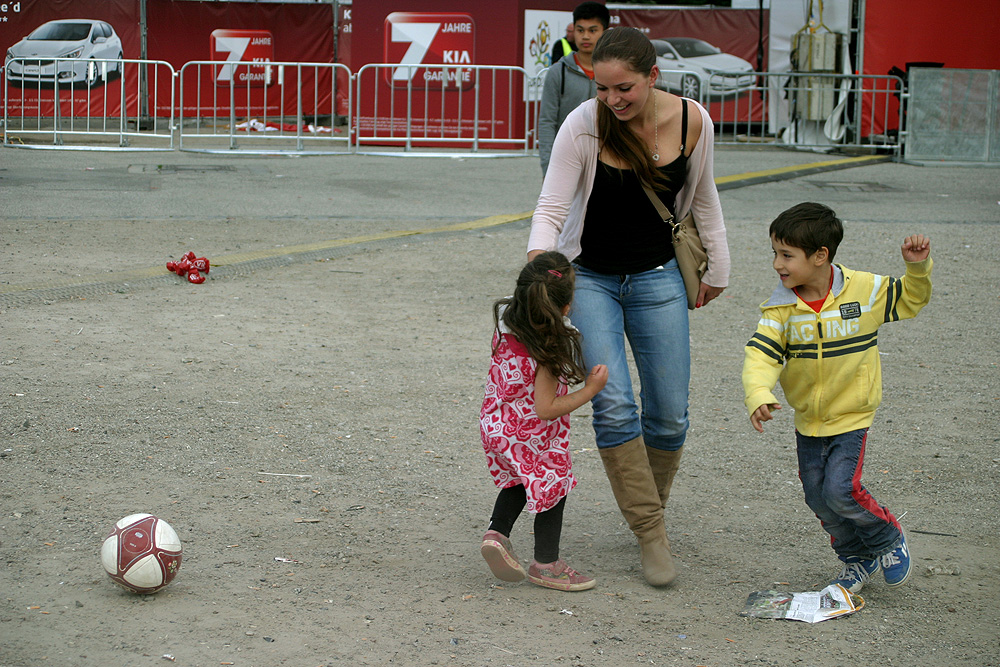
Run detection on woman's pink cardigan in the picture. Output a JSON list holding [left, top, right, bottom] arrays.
[[527, 98, 730, 288]]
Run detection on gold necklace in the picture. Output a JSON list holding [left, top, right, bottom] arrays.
[[651, 90, 659, 162]]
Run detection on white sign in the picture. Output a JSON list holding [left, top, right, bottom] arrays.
[[523, 9, 572, 100]]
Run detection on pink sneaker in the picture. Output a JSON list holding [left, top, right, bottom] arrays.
[[481, 530, 526, 582], [528, 559, 596, 591]]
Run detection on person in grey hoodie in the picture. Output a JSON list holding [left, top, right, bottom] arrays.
[[538, 2, 609, 176]]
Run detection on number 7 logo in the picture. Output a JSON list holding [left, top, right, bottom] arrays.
[[210, 30, 273, 88], [390, 21, 440, 82], [384, 13, 475, 90]]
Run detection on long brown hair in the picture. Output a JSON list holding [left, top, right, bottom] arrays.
[[591, 27, 665, 190], [492, 252, 586, 384]]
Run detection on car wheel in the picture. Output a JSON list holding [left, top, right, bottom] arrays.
[[681, 74, 700, 100], [115, 52, 124, 79], [86, 59, 102, 87]]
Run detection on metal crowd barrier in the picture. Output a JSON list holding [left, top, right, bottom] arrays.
[[655, 68, 708, 105], [708, 71, 905, 155], [177, 61, 350, 154], [354, 64, 532, 155], [3, 57, 175, 149], [526, 67, 548, 151], [3, 59, 908, 158]]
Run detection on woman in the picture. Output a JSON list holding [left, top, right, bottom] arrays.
[[527, 27, 730, 586]]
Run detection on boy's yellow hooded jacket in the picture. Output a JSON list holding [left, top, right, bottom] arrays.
[[742, 258, 932, 436]]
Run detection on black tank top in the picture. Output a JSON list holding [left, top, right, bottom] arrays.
[[576, 100, 689, 275]]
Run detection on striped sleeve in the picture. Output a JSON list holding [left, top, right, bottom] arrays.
[[746, 331, 784, 362], [742, 313, 786, 417], [873, 257, 933, 324]]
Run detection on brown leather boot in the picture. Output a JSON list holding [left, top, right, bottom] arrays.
[[646, 446, 683, 510], [599, 437, 677, 586]]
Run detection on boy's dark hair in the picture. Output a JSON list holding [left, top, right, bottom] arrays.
[[769, 202, 844, 261], [574, 1, 611, 29], [492, 251, 587, 384]]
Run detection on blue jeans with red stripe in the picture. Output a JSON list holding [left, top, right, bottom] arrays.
[[796, 428, 903, 561]]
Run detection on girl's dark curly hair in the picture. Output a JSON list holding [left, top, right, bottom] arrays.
[[492, 252, 587, 384]]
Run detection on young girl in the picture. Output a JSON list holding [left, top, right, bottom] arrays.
[[479, 251, 608, 592]]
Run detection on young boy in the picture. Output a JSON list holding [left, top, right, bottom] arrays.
[[537, 1, 609, 175], [742, 202, 932, 594]]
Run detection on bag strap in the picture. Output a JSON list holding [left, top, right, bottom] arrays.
[[641, 181, 676, 228], [680, 99, 688, 155]]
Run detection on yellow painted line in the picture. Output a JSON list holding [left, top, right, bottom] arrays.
[[211, 211, 534, 267], [4, 154, 883, 296], [423, 211, 534, 233], [714, 155, 886, 185], [1, 212, 536, 295]]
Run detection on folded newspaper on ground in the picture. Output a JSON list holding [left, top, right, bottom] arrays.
[[740, 584, 865, 623]]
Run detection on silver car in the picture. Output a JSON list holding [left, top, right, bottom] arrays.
[[653, 37, 755, 100], [5, 19, 124, 87]]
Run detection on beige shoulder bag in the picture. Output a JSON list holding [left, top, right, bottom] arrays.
[[641, 182, 708, 310]]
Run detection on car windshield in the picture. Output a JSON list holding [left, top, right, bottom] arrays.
[[28, 23, 92, 42], [651, 40, 675, 58], [666, 38, 721, 59]]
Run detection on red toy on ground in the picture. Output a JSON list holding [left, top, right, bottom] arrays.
[[165, 251, 211, 284]]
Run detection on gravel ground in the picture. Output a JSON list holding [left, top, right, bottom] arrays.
[[1, 149, 998, 667]]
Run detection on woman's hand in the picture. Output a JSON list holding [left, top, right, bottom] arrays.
[[696, 283, 725, 309]]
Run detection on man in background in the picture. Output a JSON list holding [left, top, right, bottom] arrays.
[[537, 2, 610, 176], [550, 23, 576, 65]]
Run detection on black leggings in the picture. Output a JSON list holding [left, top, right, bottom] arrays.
[[488, 484, 565, 563]]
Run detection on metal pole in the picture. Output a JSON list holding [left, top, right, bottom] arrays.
[[332, 0, 340, 128], [757, 0, 764, 73], [140, 0, 149, 125], [297, 64, 304, 151], [853, 0, 865, 144], [332, 0, 341, 65], [230, 72, 237, 149], [53, 75, 62, 146]]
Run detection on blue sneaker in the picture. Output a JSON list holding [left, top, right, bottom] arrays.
[[831, 556, 881, 593], [880, 532, 912, 587]]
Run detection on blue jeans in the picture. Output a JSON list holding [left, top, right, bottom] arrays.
[[569, 261, 689, 451], [796, 428, 902, 561]]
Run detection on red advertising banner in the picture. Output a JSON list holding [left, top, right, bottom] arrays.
[[613, 8, 766, 122], [352, 1, 528, 147], [146, 0, 334, 119], [3, 0, 336, 120], [2, 0, 140, 117]]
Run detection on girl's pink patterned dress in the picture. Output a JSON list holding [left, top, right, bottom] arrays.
[[480, 330, 576, 514]]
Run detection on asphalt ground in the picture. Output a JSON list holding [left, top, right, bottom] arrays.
[[2, 144, 999, 667], [7, 146, 995, 307]]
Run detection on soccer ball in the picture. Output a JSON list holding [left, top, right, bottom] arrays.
[[101, 513, 183, 594]]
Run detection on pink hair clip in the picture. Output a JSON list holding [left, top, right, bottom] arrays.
[[547, 269, 563, 278]]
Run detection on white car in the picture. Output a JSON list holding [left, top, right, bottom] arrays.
[[5, 19, 123, 87], [652, 38, 755, 100]]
